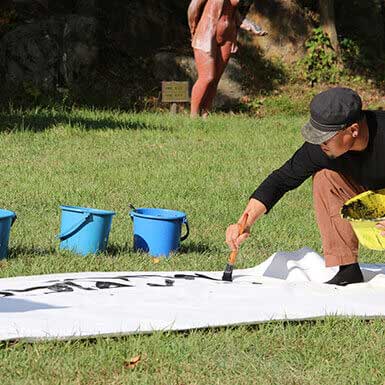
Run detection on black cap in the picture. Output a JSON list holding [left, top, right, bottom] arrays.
[[301, 87, 363, 144]]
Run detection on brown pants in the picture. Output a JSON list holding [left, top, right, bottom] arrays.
[[313, 169, 366, 267]]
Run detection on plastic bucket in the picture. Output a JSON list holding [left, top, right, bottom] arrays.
[[58, 205, 115, 255], [341, 189, 385, 250], [130, 208, 189, 257], [0, 209, 16, 259]]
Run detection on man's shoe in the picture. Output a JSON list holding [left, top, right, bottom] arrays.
[[325, 262, 364, 286]]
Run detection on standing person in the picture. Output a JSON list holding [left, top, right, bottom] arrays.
[[187, 0, 267, 118], [225, 87, 385, 286]]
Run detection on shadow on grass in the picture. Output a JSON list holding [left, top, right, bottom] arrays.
[[179, 241, 222, 255], [0, 110, 173, 133], [8, 244, 132, 259], [105, 243, 131, 257], [7, 245, 57, 260], [105, 241, 222, 257]]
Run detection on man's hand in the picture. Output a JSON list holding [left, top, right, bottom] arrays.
[[225, 199, 267, 251], [226, 223, 250, 251], [376, 220, 385, 236]]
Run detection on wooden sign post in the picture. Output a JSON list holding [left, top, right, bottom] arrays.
[[161, 81, 190, 113]]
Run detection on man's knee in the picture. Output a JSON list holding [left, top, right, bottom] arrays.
[[313, 169, 341, 184], [313, 169, 364, 202], [313, 169, 342, 196], [199, 74, 215, 86]]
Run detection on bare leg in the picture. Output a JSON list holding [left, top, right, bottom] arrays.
[[201, 41, 232, 115], [190, 49, 216, 118]]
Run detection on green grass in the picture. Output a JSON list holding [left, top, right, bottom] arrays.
[[0, 106, 384, 384]]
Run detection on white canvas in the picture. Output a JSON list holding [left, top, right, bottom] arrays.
[[1, 247, 385, 341]]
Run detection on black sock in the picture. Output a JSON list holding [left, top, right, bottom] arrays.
[[325, 263, 364, 286]]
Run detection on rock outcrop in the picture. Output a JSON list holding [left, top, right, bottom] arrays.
[[0, 0, 98, 94]]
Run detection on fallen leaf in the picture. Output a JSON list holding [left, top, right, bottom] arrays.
[[152, 258, 160, 264], [124, 355, 141, 369]]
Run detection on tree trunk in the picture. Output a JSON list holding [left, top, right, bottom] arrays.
[[319, 0, 339, 53]]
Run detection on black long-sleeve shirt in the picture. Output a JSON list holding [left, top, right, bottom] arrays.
[[251, 110, 385, 212]]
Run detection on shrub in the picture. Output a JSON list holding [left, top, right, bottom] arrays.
[[301, 27, 340, 85]]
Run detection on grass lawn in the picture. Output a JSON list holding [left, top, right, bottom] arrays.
[[0, 105, 384, 384]]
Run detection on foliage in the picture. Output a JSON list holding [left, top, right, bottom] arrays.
[[301, 27, 341, 85], [0, 8, 18, 36], [338, 36, 379, 78], [0, 8, 17, 26], [300, 28, 385, 86], [339, 37, 361, 69], [22, 81, 42, 100]]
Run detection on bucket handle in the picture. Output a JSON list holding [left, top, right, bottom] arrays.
[[57, 212, 92, 241], [11, 213, 17, 226], [181, 217, 189, 241]]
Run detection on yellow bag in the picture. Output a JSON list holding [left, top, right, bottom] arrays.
[[341, 189, 385, 250]]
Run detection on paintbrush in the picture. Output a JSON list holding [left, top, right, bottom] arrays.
[[222, 213, 249, 282]]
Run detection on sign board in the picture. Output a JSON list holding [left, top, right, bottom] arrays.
[[162, 81, 189, 103]]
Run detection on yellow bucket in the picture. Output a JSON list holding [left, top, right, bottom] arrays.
[[341, 189, 385, 250]]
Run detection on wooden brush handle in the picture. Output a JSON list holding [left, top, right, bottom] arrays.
[[229, 213, 249, 264]]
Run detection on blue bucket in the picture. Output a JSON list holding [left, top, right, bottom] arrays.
[[130, 208, 189, 257], [58, 205, 115, 256], [0, 209, 16, 259]]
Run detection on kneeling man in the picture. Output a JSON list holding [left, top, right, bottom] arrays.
[[226, 87, 385, 285]]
